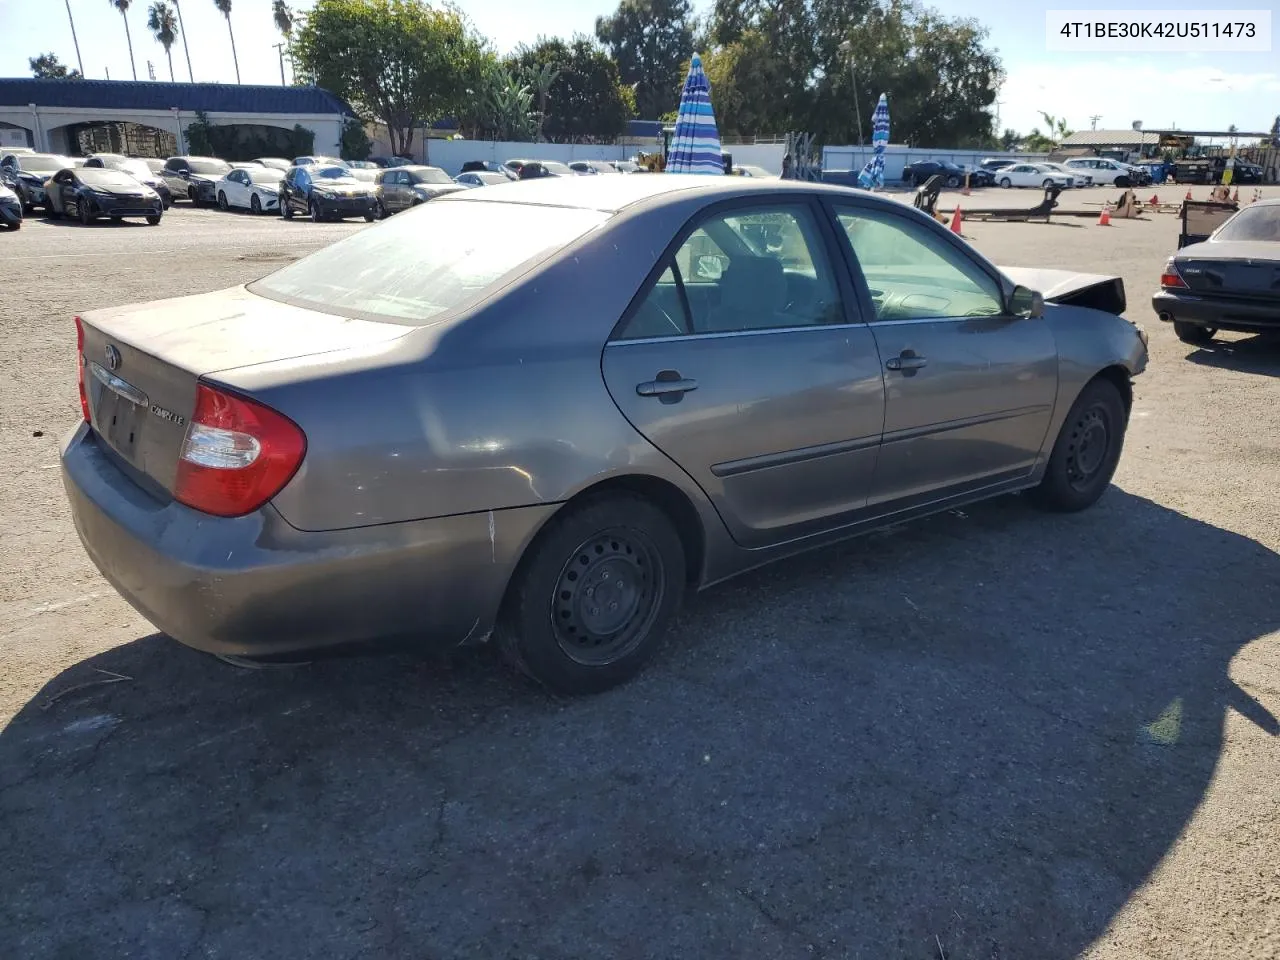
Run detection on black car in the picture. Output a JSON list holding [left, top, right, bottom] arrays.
[[160, 156, 232, 205], [1213, 158, 1262, 184], [1152, 199, 1280, 344], [48, 166, 163, 225], [0, 182, 23, 230], [901, 160, 970, 188], [83, 155, 172, 208], [279, 164, 378, 221], [0, 151, 74, 212]]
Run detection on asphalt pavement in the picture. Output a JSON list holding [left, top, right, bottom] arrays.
[[2, 194, 1278, 960]]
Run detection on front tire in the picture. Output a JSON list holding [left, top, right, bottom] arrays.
[[1000, 177, 1012, 188], [945, 175, 960, 188], [78, 200, 93, 225], [187, 186, 199, 206], [217, 191, 228, 211], [309, 200, 321, 223], [496, 494, 686, 695], [1174, 321, 1216, 345], [282, 199, 293, 219], [250, 194, 262, 215], [1031, 378, 1127, 513], [146, 214, 161, 225], [1115, 176, 1131, 188]]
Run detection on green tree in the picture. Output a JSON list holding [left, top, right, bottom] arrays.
[[1023, 127, 1053, 152], [147, 3, 179, 81], [1038, 111, 1072, 144], [486, 67, 538, 141], [999, 128, 1020, 151], [293, 0, 489, 157], [109, 0, 139, 81], [29, 53, 83, 79], [340, 117, 374, 160], [272, 0, 296, 36], [506, 36, 632, 143], [523, 62, 560, 142], [213, 0, 240, 83], [595, 0, 694, 119]]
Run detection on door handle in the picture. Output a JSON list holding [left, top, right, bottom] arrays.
[[885, 352, 928, 372], [637, 372, 698, 402]]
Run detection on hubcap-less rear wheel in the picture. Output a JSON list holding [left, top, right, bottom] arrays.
[[1174, 321, 1216, 345], [251, 194, 261, 214], [497, 494, 686, 695], [552, 530, 664, 666]]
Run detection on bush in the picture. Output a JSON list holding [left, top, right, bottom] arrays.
[[340, 118, 373, 162]]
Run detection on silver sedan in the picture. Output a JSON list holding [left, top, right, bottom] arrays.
[[62, 176, 1148, 694]]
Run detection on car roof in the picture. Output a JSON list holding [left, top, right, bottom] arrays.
[[440, 174, 920, 215]]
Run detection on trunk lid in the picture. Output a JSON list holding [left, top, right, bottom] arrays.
[[79, 285, 411, 496], [1175, 241, 1280, 300]]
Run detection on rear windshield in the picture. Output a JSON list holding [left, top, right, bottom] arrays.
[[249, 200, 609, 324], [189, 158, 231, 175], [1214, 205, 1280, 242], [409, 167, 452, 184]]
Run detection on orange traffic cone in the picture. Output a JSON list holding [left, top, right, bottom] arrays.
[[950, 205, 963, 234], [1097, 203, 1112, 226], [1185, 187, 1193, 200], [1150, 194, 1160, 206]]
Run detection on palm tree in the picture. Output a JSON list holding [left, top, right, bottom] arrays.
[[271, 0, 295, 85], [171, 0, 194, 81], [110, 0, 139, 81], [147, 3, 179, 81], [523, 63, 559, 142], [213, 0, 240, 83]]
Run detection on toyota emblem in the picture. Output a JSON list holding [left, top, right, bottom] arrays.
[[105, 344, 121, 370]]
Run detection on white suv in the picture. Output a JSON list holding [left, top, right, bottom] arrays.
[[1063, 158, 1138, 187]]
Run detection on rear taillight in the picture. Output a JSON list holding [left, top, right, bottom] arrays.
[[1160, 260, 1188, 289], [174, 383, 306, 518], [74, 316, 90, 423]]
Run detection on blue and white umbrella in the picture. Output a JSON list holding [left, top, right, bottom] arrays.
[[857, 93, 890, 189], [666, 54, 723, 175]]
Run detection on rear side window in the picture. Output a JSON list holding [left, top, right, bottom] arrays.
[[250, 200, 609, 325]]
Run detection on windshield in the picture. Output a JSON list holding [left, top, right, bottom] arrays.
[[143, 158, 165, 173], [250, 200, 609, 325], [410, 168, 453, 185], [1214, 205, 1280, 242], [316, 166, 357, 182], [116, 159, 153, 179], [79, 169, 142, 188], [20, 155, 72, 173], [246, 168, 284, 184], [189, 159, 231, 175]]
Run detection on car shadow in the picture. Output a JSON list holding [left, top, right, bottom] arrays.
[[1, 488, 1275, 959], [1184, 333, 1280, 376], [34, 215, 157, 228]]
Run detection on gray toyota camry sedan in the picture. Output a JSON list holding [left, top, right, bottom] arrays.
[[63, 176, 1148, 694]]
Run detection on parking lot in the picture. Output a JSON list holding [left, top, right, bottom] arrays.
[[2, 192, 1279, 959]]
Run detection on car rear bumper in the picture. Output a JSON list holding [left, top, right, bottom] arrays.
[[1153, 290, 1280, 332], [61, 422, 554, 658]]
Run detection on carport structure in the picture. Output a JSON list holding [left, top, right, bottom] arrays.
[[0, 78, 353, 160]]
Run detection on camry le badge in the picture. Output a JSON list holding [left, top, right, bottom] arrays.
[[105, 344, 121, 370]]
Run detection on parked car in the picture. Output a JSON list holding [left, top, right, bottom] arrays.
[[994, 163, 1073, 189], [454, 170, 511, 188], [611, 160, 645, 173], [215, 165, 285, 214], [979, 158, 1017, 172], [732, 164, 778, 178], [1038, 162, 1091, 187], [254, 157, 292, 172], [141, 157, 166, 175], [48, 166, 163, 225], [1153, 198, 1280, 345], [569, 160, 619, 176], [347, 160, 379, 169], [957, 165, 996, 187], [1211, 157, 1262, 184], [279, 164, 377, 221], [461, 160, 516, 179], [0, 152, 73, 212], [901, 160, 968, 188], [369, 155, 414, 169], [160, 156, 232, 205], [375, 165, 466, 217], [293, 155, 347, 168], [1062, 157, 1139, 187], [0, 182, 22, 230], [506, 159, 574, 178], [62, 177, 1146, 695], [83, 155, 172, 208]]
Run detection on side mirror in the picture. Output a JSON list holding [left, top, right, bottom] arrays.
[[1009, 285, 1044, 319], [695, 254, 724, 281]]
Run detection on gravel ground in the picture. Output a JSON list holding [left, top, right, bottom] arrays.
[[2, 193, 1278, 960]]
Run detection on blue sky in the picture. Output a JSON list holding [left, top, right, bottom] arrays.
[[1, 0, 1276, 136]]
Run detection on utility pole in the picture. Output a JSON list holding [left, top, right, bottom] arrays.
[[837, 40, 863, 147], [273, 42, 287, 86], [1089, 114, 1102, 130], [994, 100, 1004, 133], [64, 0, 85, 77], [147, 61, 156, 81]]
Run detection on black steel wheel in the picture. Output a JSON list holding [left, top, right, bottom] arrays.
[[217, 191, 228, 211], [309, 200, 322, 222], [282, 198, 293, 219], [497, 493, 686, 695], [250, 194, 262, 215], [78, 200, 93, 225], [1031, 377, 1127, 512], [187, 186, 199, 205], [945, 175, 960, 188]]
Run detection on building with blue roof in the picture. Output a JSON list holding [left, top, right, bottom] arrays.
[[0, 78, 355, 158]]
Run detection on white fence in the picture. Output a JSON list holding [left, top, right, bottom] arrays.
[[821, 146, 1050, 181]]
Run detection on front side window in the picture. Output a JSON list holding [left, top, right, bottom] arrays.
[[615, 204, 844, 340], [836, 206, 1004, 321]]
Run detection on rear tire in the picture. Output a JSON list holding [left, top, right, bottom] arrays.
[[945, 175, 960, 188], [146, 214, 161, 225], [496, 494, 686, 695], [187, 186, 199, 205], [282, 200, 293, 219], [1174, 321, 1216, 345], [79, 201, 93, 225], [1031, 378, 1127, 513], [217, 191, 228, 211], [376, 199, 388, 219]]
